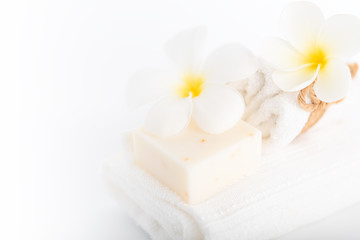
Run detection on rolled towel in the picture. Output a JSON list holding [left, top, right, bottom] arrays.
[[230, 61, 310, 151], [231, 61, 358, 152], [105, 115, 360, 240]]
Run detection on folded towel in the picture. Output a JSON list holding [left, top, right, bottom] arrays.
[[230, 61, 311, 152], [105, 67, 360, 240], [105, 80, 360, 239]]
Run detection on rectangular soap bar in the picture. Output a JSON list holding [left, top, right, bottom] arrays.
[[131, 120, 261, 204]]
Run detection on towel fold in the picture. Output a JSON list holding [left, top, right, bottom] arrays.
[[230, 61, 310, 151], [105, 103, 360, 240]]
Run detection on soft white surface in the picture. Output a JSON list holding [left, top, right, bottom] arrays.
[[2, 0, 360, 239], [105, 86, 360, 239], [232, 62, 311, 151]]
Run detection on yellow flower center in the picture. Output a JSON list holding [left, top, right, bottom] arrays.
[[176, 74, 205, 98], [305, 46, 328, 70]]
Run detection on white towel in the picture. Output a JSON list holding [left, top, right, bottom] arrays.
[[105, 122, 360, 240], [105, 67, 360, 240], [105, 79, 360, 239], [230, 61, 310, 152]]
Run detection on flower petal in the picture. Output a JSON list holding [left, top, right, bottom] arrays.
[[144, 97, 192, 138], [314, 58, 351, 102], [126, 68, 178, 110], [192, 84, 244, 134], [280, 1, 325, 52], [272, 65, 320, 92], [319, 14, 360, 58], [164, 26, 207, 75], [261, 37, 307, 71], [202, 43, 258, 83]]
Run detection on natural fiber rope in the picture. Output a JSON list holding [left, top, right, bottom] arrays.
[[298, 63, 359, 134]]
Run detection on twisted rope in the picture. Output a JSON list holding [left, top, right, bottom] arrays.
[[298, 63, 359, 133]]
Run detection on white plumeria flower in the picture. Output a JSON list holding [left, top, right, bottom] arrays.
[[126, 27, 258, 138], [262, 1, 360, 103]]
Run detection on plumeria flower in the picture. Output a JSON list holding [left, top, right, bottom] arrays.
[[262, 1, 360, 102], [126, 27, 258, 137]]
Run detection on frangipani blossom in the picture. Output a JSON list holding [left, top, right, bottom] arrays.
[[126, 27, 258, 137], [262, 1, 360, 102]]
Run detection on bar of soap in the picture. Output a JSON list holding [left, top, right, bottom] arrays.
[[131, 120, 261, 204]]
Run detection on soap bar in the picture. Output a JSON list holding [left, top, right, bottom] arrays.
[[131, 120, 261, 204]]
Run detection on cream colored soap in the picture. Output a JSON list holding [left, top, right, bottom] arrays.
[[131, 120, 261, 204]]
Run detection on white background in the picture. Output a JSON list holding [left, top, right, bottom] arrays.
[[2, 0, 360, 239]]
